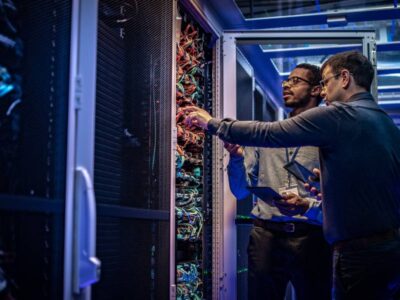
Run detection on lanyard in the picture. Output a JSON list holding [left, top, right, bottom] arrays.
[[285, 147, 301, 187]]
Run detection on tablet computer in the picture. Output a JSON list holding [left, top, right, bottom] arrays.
[[283, 161, 320, 190], [246, 186, 281, 201]]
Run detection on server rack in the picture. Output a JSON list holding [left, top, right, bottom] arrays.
[[0, 0, 228, 299], [0, 0, 71, 299], [175, 6, 215, 299], [91, 0, 175, 299]]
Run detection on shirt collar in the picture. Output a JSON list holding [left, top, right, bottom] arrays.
[[346, 91, 374, 103]]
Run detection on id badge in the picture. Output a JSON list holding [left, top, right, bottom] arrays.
[[278, 186, 299, 196]]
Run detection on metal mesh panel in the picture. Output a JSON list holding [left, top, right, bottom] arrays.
[[93, 217, 170, 299], [95, 0, 173, 210], [0, 211, 64, 299], [16, 0, 70, 199], [0, 0, 70, 299], [94, 0, 173, 299]]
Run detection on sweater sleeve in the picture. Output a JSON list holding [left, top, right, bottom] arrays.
[[208, 106, 339, 148], [227, 147, 259, 200]]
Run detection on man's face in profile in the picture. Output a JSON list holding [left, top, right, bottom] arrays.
[[320, 66, 342, 105], [282, 68, 314, 108]]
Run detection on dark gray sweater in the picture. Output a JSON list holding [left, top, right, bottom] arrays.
[[208, 92, 400, 244]]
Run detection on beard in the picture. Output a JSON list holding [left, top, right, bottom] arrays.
[[284, 93, 311, 108]]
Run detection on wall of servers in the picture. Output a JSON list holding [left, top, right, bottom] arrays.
[[0, 0, 176, 298], [0, 0, 218, 298], [175, 8, 214, 300], [0, 0, 21, 188], [0, 0, 23, 296], [0, 0, 74, 297]]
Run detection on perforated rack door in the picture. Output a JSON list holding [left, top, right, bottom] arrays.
[[93, 0, 174, 299], [14, 1, 71, 201], [0, 1, 72, 299]]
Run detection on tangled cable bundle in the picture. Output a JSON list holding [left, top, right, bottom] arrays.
[[175, 18, 209, 300], [176, 262, 203, 300]]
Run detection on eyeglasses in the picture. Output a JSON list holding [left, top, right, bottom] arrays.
[[282, 76, 313, 87], [319, 73, 341, 88]]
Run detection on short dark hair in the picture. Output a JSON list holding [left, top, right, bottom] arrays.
[[295, 63, 323, 105], [320, 51, 374, 91]]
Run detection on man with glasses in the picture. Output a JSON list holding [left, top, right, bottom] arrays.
[[224, 63, 331, 300], [183, 51, 400, 299]]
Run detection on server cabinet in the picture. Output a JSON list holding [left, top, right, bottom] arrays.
[[0, 0, 72, 299], [69, 1, 221, 299], [0, 1, 105, 298], [0, 0, 225, 299], [91, 0, 175, 299], [175, 8, 213, 299]]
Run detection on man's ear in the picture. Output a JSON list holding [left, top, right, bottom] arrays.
[[341, 70, 352, 89], [311, 85, 322, 97]]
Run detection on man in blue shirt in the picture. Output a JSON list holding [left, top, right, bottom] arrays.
[[183, 51, 400, 299], [226, 63, 330, 300]]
